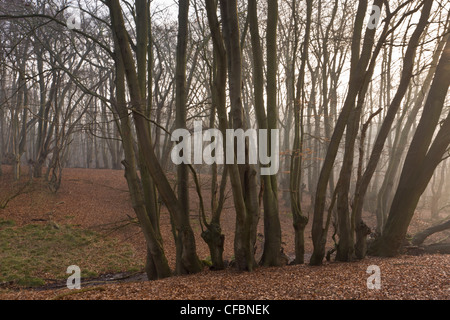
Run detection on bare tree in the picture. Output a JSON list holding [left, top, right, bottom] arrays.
[[369, 36, 450, 257]]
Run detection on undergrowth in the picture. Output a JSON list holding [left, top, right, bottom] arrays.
[[0, 218, 143, 288]]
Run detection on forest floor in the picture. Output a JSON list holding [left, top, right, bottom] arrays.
[[0, 165, 449, 300]]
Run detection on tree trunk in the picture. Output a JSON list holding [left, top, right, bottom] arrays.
[[310, 0, 380, 265], [34, 64, 56, 178], [13, 61, 28, 181], [287, 0, 312, 265], [374, 30, 447, 231], [260, 0, 283, 267], [421, 244, 450, 254], [173, 0, 200, 275], [135, 0, 165, 279], [335, 105, 361, 262], [369, 36, 450, 257], [248, 0, 283, 267], [113, 36, 171, 280], [430, 161, 446, 221], [206, 2, 239, 270], [108, 0, 202, 276], [200, 41, 226, 271], [412, 218, 450, 246], [220, 0, 258, 271], [351, 0, 432, 258]]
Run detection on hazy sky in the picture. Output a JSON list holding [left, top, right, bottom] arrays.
[[151, 0, 178, 19]]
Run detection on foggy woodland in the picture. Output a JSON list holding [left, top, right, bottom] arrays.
[[0, 0, 449, 294]]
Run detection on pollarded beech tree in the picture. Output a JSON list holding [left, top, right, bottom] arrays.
[[248, 0, 284, 267], [310, 0, 384, 266], [107, 0, 202, 277], [288, 0, 312, 265], [369, 36, 450, 257]]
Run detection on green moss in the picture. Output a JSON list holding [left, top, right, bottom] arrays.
[[16, 277, 45, 287], [0, 218, 16, 229], [0, 222, 143, 288], [201, 256, 213, 267], [82, 270, 98, 278]]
